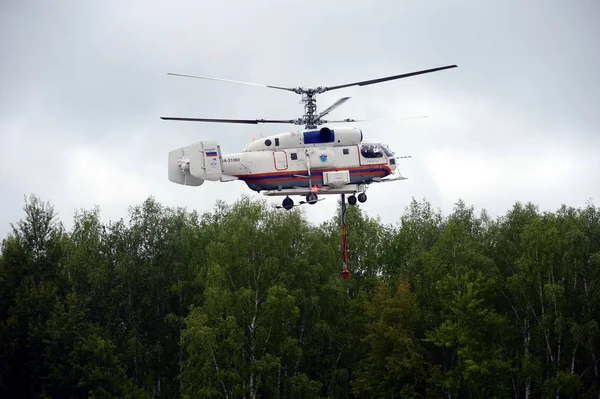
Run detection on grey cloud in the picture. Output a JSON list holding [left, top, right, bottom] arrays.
[[1, 0, 599, 239]]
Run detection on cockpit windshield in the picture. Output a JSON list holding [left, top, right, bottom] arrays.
[[361, 143, 394, 158], [360, 144, 384, 158], [381, 144, 394, 157]]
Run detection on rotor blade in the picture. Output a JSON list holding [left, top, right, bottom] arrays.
[[160, 116, 296, 124], [167, 73, 296, 92], [325, 115, 429, 123], [317, 97, 350, 119], [323, 65, 457, 92]]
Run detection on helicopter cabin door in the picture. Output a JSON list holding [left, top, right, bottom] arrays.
[[273, 150, 288, 170]]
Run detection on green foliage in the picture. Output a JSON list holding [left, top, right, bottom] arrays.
[[2, 194, 600, 398], [425, 271, 511, 397], [352, 280, 427, 398]]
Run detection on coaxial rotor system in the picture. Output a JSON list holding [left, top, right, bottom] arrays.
[[161, 65, 457, 129]]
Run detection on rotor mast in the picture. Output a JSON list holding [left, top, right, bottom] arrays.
[[287, 86, 330, 129], [302, 91, 317, 129], [299, 88, 326, 129]]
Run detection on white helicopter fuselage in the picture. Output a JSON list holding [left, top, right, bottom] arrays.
[[168, 126, 404, 207], [220, 144, 393, 192]]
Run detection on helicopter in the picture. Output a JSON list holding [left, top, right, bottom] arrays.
[[162, 64, 457, 210]]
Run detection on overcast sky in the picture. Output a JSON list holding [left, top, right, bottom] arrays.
[[1, 0, 599, 238]]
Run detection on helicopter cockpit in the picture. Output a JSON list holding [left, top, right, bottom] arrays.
[[360, 143, 395, 158], [359, 142, 397, 169], [360, 143, 383, 158]]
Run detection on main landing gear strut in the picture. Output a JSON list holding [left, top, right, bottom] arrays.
[[279, 189, 366, 210], [306, 192, 318, 204]]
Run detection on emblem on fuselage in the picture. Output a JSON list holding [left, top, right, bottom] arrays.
[[319, 154, 327, 162]]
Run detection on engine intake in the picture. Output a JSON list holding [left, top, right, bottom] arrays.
[[319, 127, 332, 142]]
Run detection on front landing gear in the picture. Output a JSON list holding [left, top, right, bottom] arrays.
[[347, 192, 367, 205]]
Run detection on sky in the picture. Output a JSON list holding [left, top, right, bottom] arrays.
[[1, 0, 599, 238]]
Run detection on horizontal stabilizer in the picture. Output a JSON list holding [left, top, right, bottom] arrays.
[[168, 141, 224, 186], [168, 148, 204, 186]]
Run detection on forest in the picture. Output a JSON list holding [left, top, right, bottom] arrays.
[[1, 194, 599, 398]]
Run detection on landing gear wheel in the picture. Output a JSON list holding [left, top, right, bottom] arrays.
[[282, 196, 294, 210], [348, 195, 357, 205], [306, 192, 318, 205], [358, 192, 367, 203]]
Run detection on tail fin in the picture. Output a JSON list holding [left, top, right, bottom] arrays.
[[168, 141, 223, 186]]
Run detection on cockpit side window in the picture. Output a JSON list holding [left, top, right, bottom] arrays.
[[361, 144, 384, 158]]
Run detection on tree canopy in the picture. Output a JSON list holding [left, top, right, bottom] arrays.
[[1, 194, 599, 398]]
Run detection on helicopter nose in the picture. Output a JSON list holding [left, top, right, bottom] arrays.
[[388, 158, 398, 172]]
